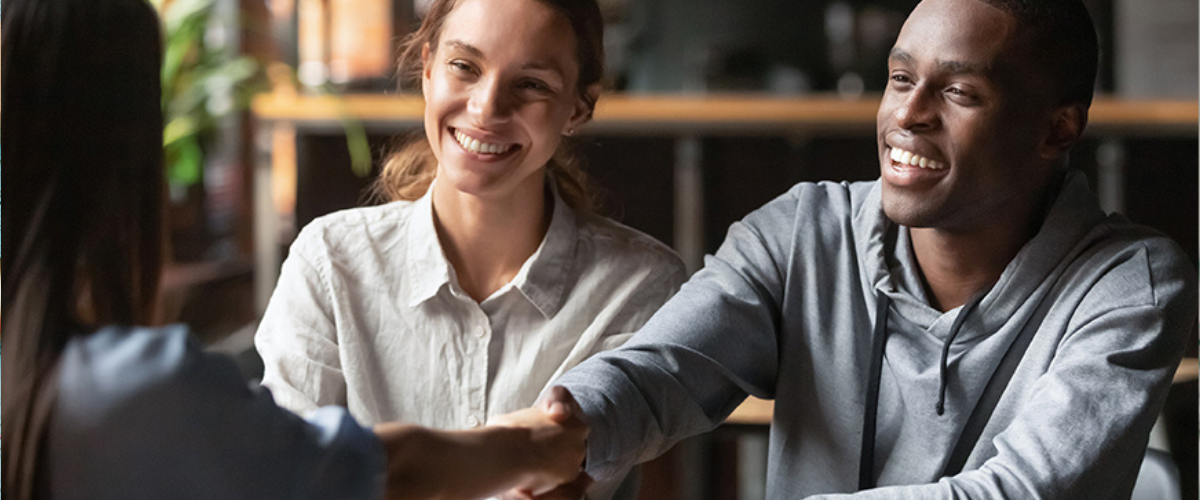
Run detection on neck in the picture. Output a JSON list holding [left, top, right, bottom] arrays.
[[908, 168, 1065, 312], [909, 196, 1053, 312], [908, 227, 1017, 312], [431, 177, 550, 303]]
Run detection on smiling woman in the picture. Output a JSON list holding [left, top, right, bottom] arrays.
[[253, 0, 687, 499], [374, 0, 603, 212]]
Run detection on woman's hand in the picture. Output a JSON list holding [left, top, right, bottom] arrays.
[[487, 387, 590, 495], [372, 386, 589, 500]]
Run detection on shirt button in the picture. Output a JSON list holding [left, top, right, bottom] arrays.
[[467, 415, 480, 428], [475, 325, 487, 338]]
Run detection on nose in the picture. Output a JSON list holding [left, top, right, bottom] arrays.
[[467, 77, 512, 126], [894, 87, 938, 131]]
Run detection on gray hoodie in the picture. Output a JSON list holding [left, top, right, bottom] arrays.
[[556, 170, 1197, 499]]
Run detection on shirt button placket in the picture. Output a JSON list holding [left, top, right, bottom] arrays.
[[470, 320, 489, 429]]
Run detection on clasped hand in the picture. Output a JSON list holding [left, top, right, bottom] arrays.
[[487, 386, 591, 499]]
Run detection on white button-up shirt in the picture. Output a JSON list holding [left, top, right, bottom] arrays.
[[256, 185, 687, 433]]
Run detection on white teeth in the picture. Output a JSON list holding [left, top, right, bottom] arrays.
[[889, 147, 945, 170], [454, 130, 510, 155]]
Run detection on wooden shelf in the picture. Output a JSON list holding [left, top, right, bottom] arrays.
[[252, 92, 1198, 136]]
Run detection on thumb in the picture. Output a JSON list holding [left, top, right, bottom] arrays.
[[541, 386, 576, 423]]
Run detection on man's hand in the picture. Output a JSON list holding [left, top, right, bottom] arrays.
[[487, 386, 590, 495], [500, 472, 593, 500]]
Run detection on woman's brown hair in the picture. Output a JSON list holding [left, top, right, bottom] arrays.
[[2, 0, 165, 496], [370, 0, 605, 212]]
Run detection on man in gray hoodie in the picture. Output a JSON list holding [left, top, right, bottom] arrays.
[[532, 0, 1198, 498]]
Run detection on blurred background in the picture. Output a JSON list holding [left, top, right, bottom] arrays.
[[142, 0, 1196, 498]]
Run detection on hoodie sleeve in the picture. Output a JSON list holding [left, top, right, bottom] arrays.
[[805, 239, 1198, 500], [554, 187, 803, 483]]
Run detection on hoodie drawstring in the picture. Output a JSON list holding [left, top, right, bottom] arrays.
[[860, 289, 989, 490], [936, 292, 986, 415], [858, 293, 892, 491]]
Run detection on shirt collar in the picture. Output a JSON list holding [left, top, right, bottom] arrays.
[[513, 183, 578, 318], [401, 179, 579, 317], [403, 182, 454, 308]]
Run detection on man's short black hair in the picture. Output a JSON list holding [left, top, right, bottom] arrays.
[[980, 0, 1100, 108]]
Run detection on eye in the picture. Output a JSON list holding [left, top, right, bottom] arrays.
[[888, 72, 914, 88], [517, 78, 553, 94], [447, 59, 477, 76], [944, 85, 980, 105]]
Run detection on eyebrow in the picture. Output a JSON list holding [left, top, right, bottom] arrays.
[[889, 48, 989, 76], [443, 39, 566, 79], [444, 40, 483, 58], [522, 61, 566, 78]]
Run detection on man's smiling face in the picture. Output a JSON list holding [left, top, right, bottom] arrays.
[[876, 0, 1058, 233]]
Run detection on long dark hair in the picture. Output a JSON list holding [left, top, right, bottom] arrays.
[[2, 0, 165, 496], [369, 0, 605, 211]]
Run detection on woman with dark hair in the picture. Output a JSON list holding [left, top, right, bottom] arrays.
[[0, 0, 586, 498], [255, 0, 685, 497]]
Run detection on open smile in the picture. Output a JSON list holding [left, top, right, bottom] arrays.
[[882, 145, 949, 187], [451, 128, 520, 157], [888, 147, 946, 170]]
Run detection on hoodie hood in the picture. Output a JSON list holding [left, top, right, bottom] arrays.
[[854, 170, 1108, 331]]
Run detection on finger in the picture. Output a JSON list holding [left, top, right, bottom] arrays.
[[548, 401, 569, 419], [542, 386, 577, 423], [533, 473, 592, 500], [501, 489, 536, 500]]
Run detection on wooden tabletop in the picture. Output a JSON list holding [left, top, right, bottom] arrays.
[[726, 357, 1200, 426]]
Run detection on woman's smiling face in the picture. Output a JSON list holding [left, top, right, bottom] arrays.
[[422, 0, 590, 201]]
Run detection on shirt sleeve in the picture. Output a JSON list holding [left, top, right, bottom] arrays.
[[805, 242, 1198, 500], [256, 226, 347, 416], [555, 193, 798, 483], [587, 247, 690, 358], [50, 326, 386, 500], [581, 247, 690, 500]]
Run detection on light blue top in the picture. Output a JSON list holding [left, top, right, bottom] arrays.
[[47, 324, 385, 500]]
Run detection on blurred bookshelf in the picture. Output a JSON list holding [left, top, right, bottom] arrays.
[[250, 92, 1197, 303]]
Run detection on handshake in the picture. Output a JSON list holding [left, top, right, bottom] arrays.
[[374, 386, 592, 500]]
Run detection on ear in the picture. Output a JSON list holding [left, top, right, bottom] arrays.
[[421, 43, 433, 99], [1038, 104, 1086, 160], [564, 83, 603, 135]]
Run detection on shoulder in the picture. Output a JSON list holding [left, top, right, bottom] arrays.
[[59, 324, 197, 394], [51, 326, 386, 499], [291, 201, 417, 258], [54, 325, 247, 435], [575, 214, 687, 281], [1075, 216, 1197, 309], [737, 179, 873, 232], [57, 324, 243, 414]]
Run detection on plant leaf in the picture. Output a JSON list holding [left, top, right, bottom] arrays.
[[168, 137, 205, 186]]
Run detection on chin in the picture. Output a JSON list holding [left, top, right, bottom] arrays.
[[880, 192, 940, 228], [444, 171, 503, 198]]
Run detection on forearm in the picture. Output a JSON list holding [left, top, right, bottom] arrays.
[[376, 413, 586, 500], [375, 424, 534, 500]]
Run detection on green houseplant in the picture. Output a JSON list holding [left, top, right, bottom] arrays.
[[152, 0, 260, 191]]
